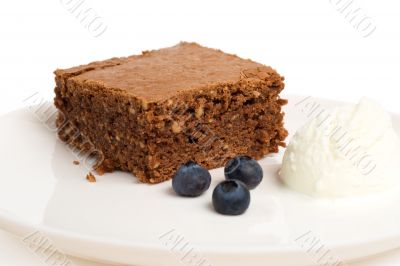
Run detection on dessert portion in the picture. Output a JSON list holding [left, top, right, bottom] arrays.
[[281, 98, 400, 197], [54, 42, 287, 184]]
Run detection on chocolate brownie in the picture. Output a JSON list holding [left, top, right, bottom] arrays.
[[54, 42, 287, 184]]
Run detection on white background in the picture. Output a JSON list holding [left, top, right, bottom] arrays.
[[0, 0, 400, 265]]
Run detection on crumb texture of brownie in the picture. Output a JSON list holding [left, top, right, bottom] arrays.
[[86, 172, 96, 183], [54, 42, 287, 184]]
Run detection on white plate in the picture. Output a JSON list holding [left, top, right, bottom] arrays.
[[1, 95, 400, 266]]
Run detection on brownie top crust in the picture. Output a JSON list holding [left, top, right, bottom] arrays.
[[55, 42, 280, 102]]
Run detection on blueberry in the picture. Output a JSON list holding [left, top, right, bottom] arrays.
[[172, 161, 211, 197], [212, 180, 250, 215], [224, 155, 263, 190]]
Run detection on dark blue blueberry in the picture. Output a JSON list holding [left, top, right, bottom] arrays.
[[212, 180, 250, 215], [172, 161, 211, 197], [224, 155, 263, 190]]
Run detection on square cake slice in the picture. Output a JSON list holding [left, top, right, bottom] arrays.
[[54, 42, 287, 183]]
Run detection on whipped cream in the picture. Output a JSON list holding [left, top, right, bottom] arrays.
[[280, 98, 400, 197]]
